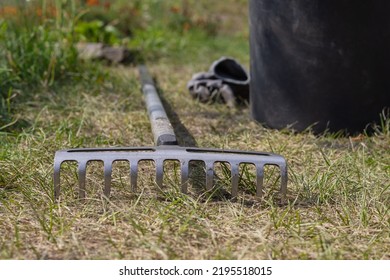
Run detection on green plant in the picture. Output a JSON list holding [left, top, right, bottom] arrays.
[[0, 0, 102, 130], [1, 22, 79, 88], [74, 20, 122, 45]]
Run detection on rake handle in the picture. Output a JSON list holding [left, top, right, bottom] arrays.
[[139, 65, 178, 146]]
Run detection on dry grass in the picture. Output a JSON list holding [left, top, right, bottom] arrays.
[[0, 0, 389, 260], [0, 63, 389, 260]]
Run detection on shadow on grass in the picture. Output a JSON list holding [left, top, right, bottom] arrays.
[[153, 78, 198, 147]]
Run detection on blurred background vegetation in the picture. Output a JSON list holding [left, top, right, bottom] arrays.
[[0, 0, 248, 130]]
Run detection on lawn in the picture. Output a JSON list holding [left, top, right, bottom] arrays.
[[0, 0, 389, 260]]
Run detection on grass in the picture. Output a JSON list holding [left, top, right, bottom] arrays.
[[0, 0, 389, 260], [0, 0, 100, 130]]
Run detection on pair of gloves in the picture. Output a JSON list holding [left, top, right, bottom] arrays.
[[187, 57, 250, 108]]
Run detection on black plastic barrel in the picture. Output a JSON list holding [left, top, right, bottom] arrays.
[[249, 0, 390, 133]]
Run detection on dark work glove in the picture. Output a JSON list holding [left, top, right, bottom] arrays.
[[187, 57, 250, 107]]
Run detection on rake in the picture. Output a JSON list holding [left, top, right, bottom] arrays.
[[53, 65, 288, 201]]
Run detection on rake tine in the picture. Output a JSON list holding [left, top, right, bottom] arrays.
[[54, 160, 62, 200], [180, 160, 189, 194], [155, 159, 164, 189], [78, 161, 87, 199], [280, 163, 288, 202], [205, 161, 214, 191], [130, 161, 138, 192], [230, 161, 240, 197], [103, 161, 112, 197], [256, 163, 264, 197]]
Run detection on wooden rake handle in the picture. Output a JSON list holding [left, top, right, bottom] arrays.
[[139, 65, 178, 146]]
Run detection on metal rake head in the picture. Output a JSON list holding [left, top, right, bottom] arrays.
[[54, 145, 287, 201]]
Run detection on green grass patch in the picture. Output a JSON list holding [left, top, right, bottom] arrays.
[[0, 0, 104, 130]]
